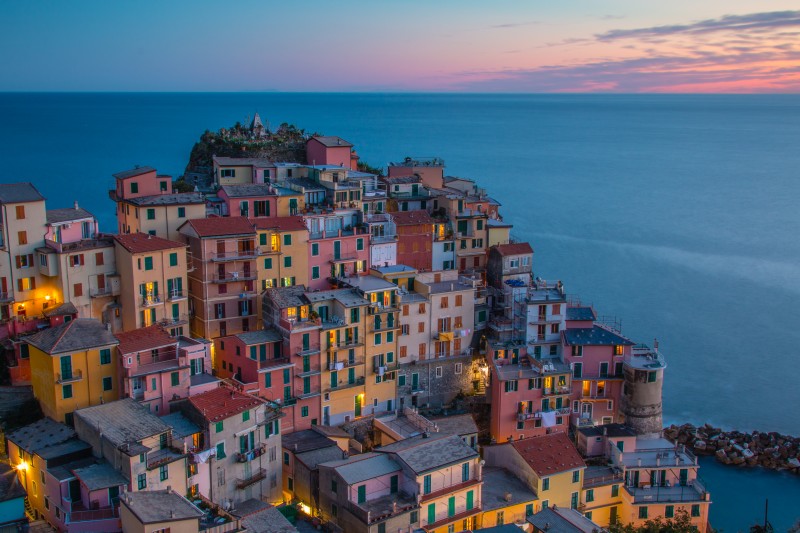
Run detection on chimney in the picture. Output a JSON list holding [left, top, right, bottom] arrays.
[[74, 201, 79, 210]]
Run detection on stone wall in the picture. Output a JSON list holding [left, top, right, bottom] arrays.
[[396, 355, 483, 410]]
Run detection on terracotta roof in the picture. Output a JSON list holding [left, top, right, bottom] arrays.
[[116, 325, 176, 354], [511, 433, 586, 477], [391, 210, 434, 226], [309, 135, 353, 148], [493, 242, 534, 256], [114, 232, 186, 254], [252, 216, 308, 232], [187, 386, 264, 423], [180, 216, 255, 238]]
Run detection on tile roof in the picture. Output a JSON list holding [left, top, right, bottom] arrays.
[[295, 446, 345, 470], [390, 209, 434, 226], [213, 156, 273, 166], [126, 192, 205, 206], [265, 285, 308, 309], [187, 386, 264, 423], [481, 467, 538, 512], [430, 414, 479, 437], [36, 438, 92, 460], [161, 412, 201, 440], [565, 307, 596, 322], [493, 242, 534, 256], [46, 207, 94, 224], [238, 502, 299, 533], [511, 432, 586, 477], [562, 326, 634, 347], [0, 463, 26, 503], [112, 166, 156, 180], [282, 429, 338, 454], [72, 462, 128, 491], [114, 232, 186, 254], [233, 328, 283, 345], [0, 182, 45, 204], [325, 453, 401, 485], [309, 135, 353, 147], [378, 434, 478, 474], [381, 175, 421, 185], [221, 184, 276, 198], [25, 318, 118, 355], [42, 302, 78, 318], [180, 216, 255, 238], [252, 216, 308, 232], [115, 325, 176, 354], [6, 418, 76, 454], [121, 489, 203, 523], [528, 506, 600, 533], [75, 398, 170, 453]]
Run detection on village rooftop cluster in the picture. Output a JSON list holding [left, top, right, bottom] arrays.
[[0, 116, 710, 533]]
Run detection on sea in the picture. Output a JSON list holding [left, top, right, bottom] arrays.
[[1, 93, 798, 530]]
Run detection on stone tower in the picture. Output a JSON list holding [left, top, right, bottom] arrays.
[[619, 340, 665, 435]]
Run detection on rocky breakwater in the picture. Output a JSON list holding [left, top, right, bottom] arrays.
[[664, 423, 800, 473]]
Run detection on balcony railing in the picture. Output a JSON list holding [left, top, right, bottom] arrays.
[[212, 273, 257, 283], [57, 369, 83, 384], [141, 295, 163, 307], [68, 505, 120, 523], [236, 443, 266, 463], [147, 447, 185, 469], [328, 359, 361, 371], [167, 290, 187, 301], [89, 287, 114, 298], [159, 314, 189, 327], [518, 407, 571, 422], [236, 467, 266, 489], [327, 376, 365, 392], [543, 386, 571, 396], [260, 357, 291, 369], [211, 249, 259, 262], [0, 291, 13, 303]]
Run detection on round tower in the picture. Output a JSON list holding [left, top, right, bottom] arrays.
[[619, 340, 665, 435]]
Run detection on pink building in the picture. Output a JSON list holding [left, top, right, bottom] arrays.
[[562, 322, 633, 427], [116, 325, 216, 415], [388, 157, 446, 189], [487, 343, 572, 443], [179, 216, 259, 339], [218, 184, 279, 218], [306, 136, 357, 170], [305, 215, 370, 291]]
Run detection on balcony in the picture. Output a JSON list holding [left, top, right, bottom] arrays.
[[543, 386, 571, 396], [141, 295, 163, 307], [0, 291, 13, 303], [328, 339, 363, 351], [159, 314, 189, 328], [296, 367, 321, 378], [296, 346, 321, 357], [419, 478, 482, 504], [147, 446, 185, 469], [349, 491, 418, 525], [236, 443, 266, 463], [68, 504, 120, 523], [236, 467, 266, 489], [89, 287, 114, 298], [259, 357, 291, 369], [328, 359, 361, 371], [370, 321, 399, 333], [167, 290, 187, 302], [212, 272, 257, 283], [518, 407, 571, 422], [423, 506, 481, 532], [211, 249, 259, 262], [624, 480, 708, 504], [57, 369, 83, 384], [327, 376, 365, 392]]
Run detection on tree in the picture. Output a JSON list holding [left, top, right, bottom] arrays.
[[608, 510, 699, 533]]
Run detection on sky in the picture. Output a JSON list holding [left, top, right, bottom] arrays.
[[2, 1, 800, 92]]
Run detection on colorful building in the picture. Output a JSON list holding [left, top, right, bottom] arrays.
[[113, 232, 190, 335], [306, 136, 357, 170], [253, 216, 309, 292], [109, 166, 205, 241], [305, 212, 370, 291], [387, 157, 445, 190], [392, 210, 434, 272], [179, 217, 258, 339], [26, 318, 119, 424]]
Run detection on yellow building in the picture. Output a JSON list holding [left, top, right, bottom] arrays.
[[26, 318, 119, 424], [304, 288, 369, 425], [339, 276, 401, 416], [483, 432, 587, 512], [254, 216, 310, 291], [114, 232, 190, 335], [478, 467, 538, 529], [273, 185, 305, 216], [120, 490, 204, 533]]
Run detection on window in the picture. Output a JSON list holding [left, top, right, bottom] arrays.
[[311, 243, 319, 256], [283, 451, 290, 465], [526, 503, 533, 516], [137, 473, 146, 490], [178, 206, 186, 218], [168, 252, 178, 267], [504, 380, 518, 392], [691, 504, 701, 517], [455, 362, 462, 374], [283, 234, 292, 246], [284, 256, 292, 267], [215, 421, 224, 433], [665, 505, 674, 518], [357, 484, 366, 503], [160, 465, 169, 481], [144, 256, 153, 270], [356, 238, 364, 251], [102, 376, 112, 391], [73, 283, 83, 297], [160, 180, 168, 192], [435, 366, 443, 378], [462, 462, 470, 481], [423, 474, 431, 494], [441, 297, 448, 308], [572, 470, 580, 483], [648, 371, 657, 382], [410, 510, 418, 524], [17, 231, 27, 245], [171, 372, 179, 386], [221, 169, 235, 178], [398, 375, 406, 386], [216, 442, 226, 459], [586, 489, 594, 502], [374, 333, 382, 345], [130, 182, 139, 193], [312, 266, 319, 279], [542, 478, 550, 491], [15, 205, 25, 219], [62, 384, 73, 399], [573, 362, 582, 378], [639, 507, 648, 519], [301, 406, 309, 417], [331, 479, 338, 493], [611, 484, 619, 497], [147, 208, 155, 220]]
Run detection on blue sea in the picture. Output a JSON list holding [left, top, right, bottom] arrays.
[[1, 93, 798, 530]]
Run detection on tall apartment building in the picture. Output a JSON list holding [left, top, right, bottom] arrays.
[[179, 217, 259, 339], [113, 232, 190, 335], [109, 166, 205, 241]]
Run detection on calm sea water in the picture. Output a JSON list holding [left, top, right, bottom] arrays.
[[1, 93, 798, 528]]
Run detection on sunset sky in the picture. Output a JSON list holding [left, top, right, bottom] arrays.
[[3, 1, 799, 92]]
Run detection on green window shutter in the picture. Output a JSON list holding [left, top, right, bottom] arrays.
[[178, 207, 185, 218], [357, 485, 366, 504], [215, 421, 224, 433], [427, 503, 435, 525], [171, 372, 179, 386], [312, 243, 319, 256], [283, 234, 291, 246], [356, 238, 363, 251], [144, 256, 153, 270], [170, 252, 178, 266], [264, 373, 272, 388], [447, 496, 455, 517], [260, 233, 267, 245], [466, 490, 474, 510], [284, 256, 292, 267], [216, 442, 226, 459], [264, 258, 272, 269]]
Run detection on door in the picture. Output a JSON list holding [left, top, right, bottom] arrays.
[[60, 356, 72, 381], [333, 241, 341, 260], [679, 469, 688, 486], [354, 395, 362, 417], [412, 373, 419, 391], [302, 333, 310, 351], [610, 507, 618, 525]]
